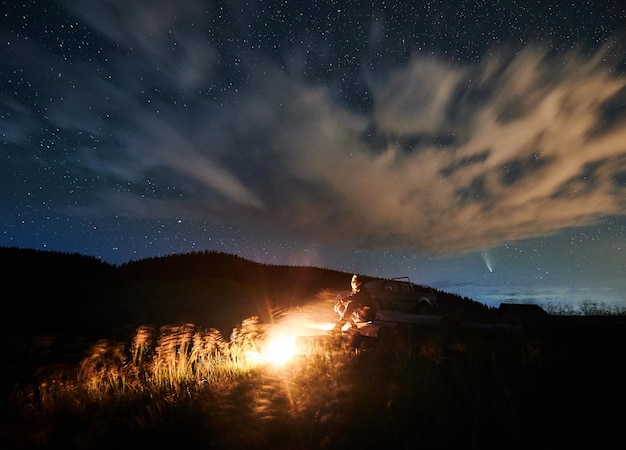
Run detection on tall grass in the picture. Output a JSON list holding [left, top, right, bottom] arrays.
[[5, 312, 625, 449]]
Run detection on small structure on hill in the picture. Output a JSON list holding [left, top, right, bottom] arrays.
[[498, 303, 548, 318], [498, 303, 549, 323]]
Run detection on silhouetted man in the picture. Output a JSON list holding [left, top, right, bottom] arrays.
[[331, 274, 375, 333]]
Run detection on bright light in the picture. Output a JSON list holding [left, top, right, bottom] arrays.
[[263, 335, 297, 365], [307, 322, 336, 331], [245, 300, 341, 366]]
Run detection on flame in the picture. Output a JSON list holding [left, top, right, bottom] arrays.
[[263, 334, 297, 365], [248, 300, 341, 365], [306, 322, 336, 331], [254, 323, 333, 365]]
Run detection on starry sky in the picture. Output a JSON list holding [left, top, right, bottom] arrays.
[[2, 0, 626, 312]]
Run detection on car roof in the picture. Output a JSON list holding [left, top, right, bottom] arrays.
[[365, 279, 433, 291]]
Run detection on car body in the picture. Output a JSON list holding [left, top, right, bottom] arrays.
[[363, 277, 438, 314]]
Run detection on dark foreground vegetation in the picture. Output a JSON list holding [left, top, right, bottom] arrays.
[[2, 247, 625, 449]]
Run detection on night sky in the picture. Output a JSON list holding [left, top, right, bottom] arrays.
[[2, 0, 626, 311]]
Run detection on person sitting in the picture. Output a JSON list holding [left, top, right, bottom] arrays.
[[331, 274, 375, 333]]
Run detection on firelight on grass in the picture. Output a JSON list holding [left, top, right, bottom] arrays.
[[246, 330, 300, 365], [246, 303, 341, 365], [264, 334, 297, 364], [255, 322, 333, 365], [307, 322, 336, 331]]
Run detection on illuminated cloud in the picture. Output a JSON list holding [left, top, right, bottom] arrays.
[[211, 43, 626, 255], [12, 1, 625, 257], [356, 43, 626, 253]]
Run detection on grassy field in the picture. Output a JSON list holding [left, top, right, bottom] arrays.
[[2, 310, 625, 450], [2, 249, 624, 449]]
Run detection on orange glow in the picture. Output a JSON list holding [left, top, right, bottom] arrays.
[[306, 322, 336, 331], [263, 334, 297, 364], [246, 300, 341, 365]]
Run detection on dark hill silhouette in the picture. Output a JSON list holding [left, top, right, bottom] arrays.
[[3, 247, 117, 335], [116, 250, 356, 297], [2, 246, 489, 339], [2, 246, 115, 281]]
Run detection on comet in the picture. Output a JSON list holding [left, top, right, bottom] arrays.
[[482, 251, 493, 273]]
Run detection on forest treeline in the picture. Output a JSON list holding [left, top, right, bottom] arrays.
[[2, 246, 351, 287], [2, 246, 487, 339]]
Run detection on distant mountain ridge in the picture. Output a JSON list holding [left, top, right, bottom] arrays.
[[2, 246, 489, 338]]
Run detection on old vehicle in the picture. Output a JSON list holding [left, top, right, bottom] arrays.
[[330, 277, 441, 341], [364, 277, 437, 314]]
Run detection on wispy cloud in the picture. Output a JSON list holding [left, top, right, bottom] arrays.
[[356, 43, 626, 251], [5, 1, 625, 257]]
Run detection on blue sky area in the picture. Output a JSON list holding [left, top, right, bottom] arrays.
[[2, 1, 626, 312]]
